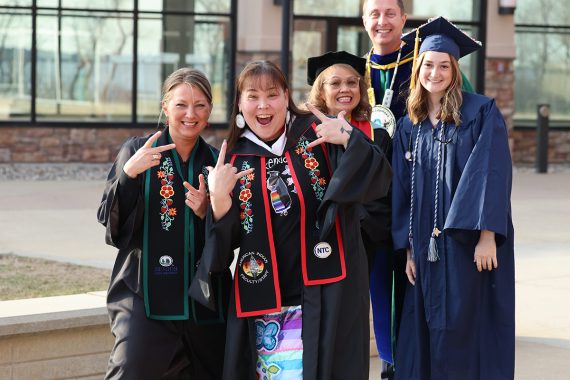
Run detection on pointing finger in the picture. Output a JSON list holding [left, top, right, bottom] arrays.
[[143, 131, 162, 148], [306, 137, 325, 150], [305, 102, 329, 122], [183, 181, 197, 193], [154, 143, 176, 153], [197, 174, 207, 193], [236, 168, 254, 179], [216, 140, 227, 168]]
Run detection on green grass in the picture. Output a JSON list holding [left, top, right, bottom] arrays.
[[0, 253, 110, 301]]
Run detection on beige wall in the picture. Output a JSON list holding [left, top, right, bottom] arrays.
[[486, 0, 516, 59], [237, 0, 283, 52]]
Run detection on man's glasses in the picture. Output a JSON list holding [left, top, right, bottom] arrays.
[[323, 77, 360, 90]]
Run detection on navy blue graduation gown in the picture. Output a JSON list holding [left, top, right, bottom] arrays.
[[392, 92, 515, 380]]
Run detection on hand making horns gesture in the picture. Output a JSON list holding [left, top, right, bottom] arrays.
[[206, 139, 254, 221], [123, 131, 176, 179], [306, 103, 353, 150]]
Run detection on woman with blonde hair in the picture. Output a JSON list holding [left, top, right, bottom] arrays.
[[98, 68, 230, 379], [392, 17, 515, 380]]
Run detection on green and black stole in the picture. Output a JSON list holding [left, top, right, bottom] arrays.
[[142, 129, 222, 322], [229, 119, 346, 317]]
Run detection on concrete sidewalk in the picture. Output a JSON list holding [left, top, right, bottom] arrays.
[[1, 168, 569, 379]]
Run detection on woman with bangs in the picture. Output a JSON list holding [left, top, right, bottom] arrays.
[[305, 52, 372, 139], [391, 17, 515, 379], [190, 60, 392, 379]]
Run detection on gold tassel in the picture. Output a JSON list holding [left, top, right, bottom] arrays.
[[410, 28, 420, 90]]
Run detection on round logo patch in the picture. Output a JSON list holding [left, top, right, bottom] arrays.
[[313, 242, 332, 258], [239, 252, 269, 284], [159, 255, 173, 267]]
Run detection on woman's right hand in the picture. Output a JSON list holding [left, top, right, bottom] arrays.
[[123, 131, 176, 178], [207, 140, 254, 221], [405, 248, 416, 285]]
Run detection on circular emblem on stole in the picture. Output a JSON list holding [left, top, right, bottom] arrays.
[[159, 255, 173, 267], [242, 252, 267, 280], [371, 104, 396, 138], [313, 242, 333, 259]]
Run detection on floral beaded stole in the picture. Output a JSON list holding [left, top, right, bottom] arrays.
[[143, 129, 223, 322], [229, 120, 346, 318]]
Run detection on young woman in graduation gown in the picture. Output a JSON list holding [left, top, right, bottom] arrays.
[[97, 68, 230, 379], [392, 17, 515, 380], [189, 60, 392, 380]]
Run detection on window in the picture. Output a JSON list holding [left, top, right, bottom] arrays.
[[291, 0, 484, 105], [0, 0, 234, 126], [515, 0, 570, 122]]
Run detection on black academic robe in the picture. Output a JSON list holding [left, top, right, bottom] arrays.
[[190, 115, 392, 380], [392, 92, 515, 380], [97, 129, 230, 379]]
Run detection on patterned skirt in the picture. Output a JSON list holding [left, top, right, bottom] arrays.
[[255, 305, 303, 380]]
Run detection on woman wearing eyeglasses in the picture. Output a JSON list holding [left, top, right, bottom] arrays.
[[306, 51, 373, 140], [306, 51, 398, 373], [392, 17, 515, 379]]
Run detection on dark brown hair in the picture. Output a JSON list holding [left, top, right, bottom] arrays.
[[227, 60, 309, 150]]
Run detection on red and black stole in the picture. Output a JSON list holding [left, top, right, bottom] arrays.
[[143, 129, 223, 322], [350, 118, 373, 140], [230, 118, 346, 317]]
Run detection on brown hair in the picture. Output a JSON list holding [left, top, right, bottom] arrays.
[[406, 52, 463, 126], [306, 63, 371, 121], [160, 68, 212, 125], [362, 0, 405, 15], [227, 60, 309, 150]]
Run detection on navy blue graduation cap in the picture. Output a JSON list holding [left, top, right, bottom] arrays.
[[307, 51, 366, 85], [401, 16, 482, 88]]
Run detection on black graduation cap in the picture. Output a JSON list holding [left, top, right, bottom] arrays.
[[307, 51, 366, 85], [401, 16, 482, 60]]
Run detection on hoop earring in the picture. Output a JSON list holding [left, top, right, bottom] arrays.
[[236, 113, 246, 129]]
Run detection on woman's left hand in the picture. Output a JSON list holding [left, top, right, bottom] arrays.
[[183, 174, 208, 220], [306, 103, 353, 149], [474, 230, 497, 272]]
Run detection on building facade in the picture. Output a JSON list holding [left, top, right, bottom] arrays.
[[1, 0, 569, 164]]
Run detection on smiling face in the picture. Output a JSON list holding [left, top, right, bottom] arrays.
[[162, 83, 211, 144], [238, 75, 289, 142], [362, 0, 407, 55], [321, 65, 361, 117], [418, 51, 453, 98]]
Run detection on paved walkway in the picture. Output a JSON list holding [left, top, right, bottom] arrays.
[[1, 168, 569, 379]]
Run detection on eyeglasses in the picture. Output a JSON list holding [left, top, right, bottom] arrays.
[[323, 77, 360, 90], [432, 123, 459, 145]]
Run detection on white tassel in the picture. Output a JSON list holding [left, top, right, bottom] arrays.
[[428, 229, 440, 262]]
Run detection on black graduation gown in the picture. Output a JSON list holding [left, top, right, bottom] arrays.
[[190, 115, 392, 380], [97, 130, 230, 379], [392, 92, 515, 380]]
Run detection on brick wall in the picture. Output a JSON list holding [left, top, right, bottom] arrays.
[[511, 129, 570, 164], [0, 127, 229, 163], [485, 58, 515, 132]]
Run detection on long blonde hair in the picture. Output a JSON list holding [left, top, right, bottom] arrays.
[[407, 52, 463, 126], [306, 63, 371, 121]]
